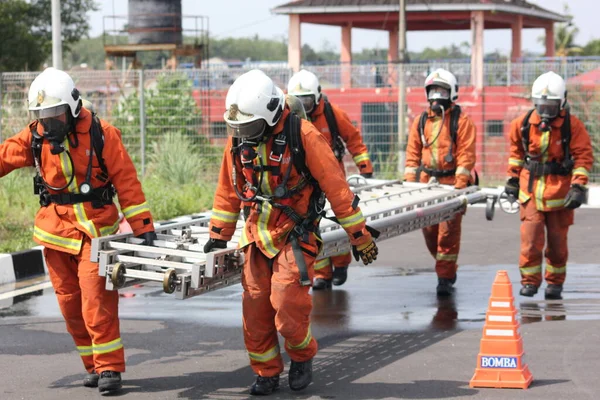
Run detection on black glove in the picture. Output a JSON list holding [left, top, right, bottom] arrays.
[[136, 231, 157, 246], [352, 239, 379, 265], [204, 238, 227, 253], [360, 172, 373, 178], [564, 184, 586, 209], [504, 177, 519, 199]]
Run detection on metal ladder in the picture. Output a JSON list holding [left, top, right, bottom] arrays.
[[90, 179, 489, 299]]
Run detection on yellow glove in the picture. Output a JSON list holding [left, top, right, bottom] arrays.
[[352, 239, 378, 265]]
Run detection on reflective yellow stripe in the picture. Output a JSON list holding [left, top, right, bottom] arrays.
[[338, 210, 365, 229], [520, 265, 541, 275], [455, 166, 470, 176], [93, 338, 123, 355], [258, 143, 273, 196], [546, 198, 565, 208], [436, 253, 458, 262], [546, 264, 566, 274], [573, 167, 589, 177], [353, 153, 370, 164], [314, 258, 330, 271], [248, 344, 280, 363], [34, 226, 82, 252], [287, 325, 312, 350], [60, 141, 99, 238], [122, 202, 150, 219], [99, 219, 120, 237], [257, 201, 278, 257], [77, 345, 93, 356], [535, 130, 549, 210], [404, 166, 418, 175], [429, 117, 441, 169], [518, 190, 530, 203], [238, 225, 251, 248], [509, 158, 524, 167], [211, 208, 239, 223]]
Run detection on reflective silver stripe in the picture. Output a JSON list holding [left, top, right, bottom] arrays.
[[287, 325, 312, 350], [436, 253, 458, 262], [314, 259, 330, 271], [122, 202, 150, 219], [353, 153, 370, 163], [455, 166, 470, 176], [211, 208, 239, 223], [77, 345, 93, 356], [338, 210, 365, 229], [248, 344, 280, 363], [546, 264, 566, 274], [509, 158, 524, 167], [573, 167, 589, 177], [404, 166, 418, 175], [93, 338, 123, 355], [520, 265, 541, 275]]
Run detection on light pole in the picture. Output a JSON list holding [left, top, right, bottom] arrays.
[[51, 0, 63, 69], [397, 0, 407, 174]]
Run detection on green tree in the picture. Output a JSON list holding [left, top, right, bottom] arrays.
[[0, 0, 98, 71], [582, 39, 600, 56], [539, 4, 582, 57]]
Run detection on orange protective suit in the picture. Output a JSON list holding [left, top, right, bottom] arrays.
[[209, 108, 373, 377], [308, 100, 372, 280], [0, 108, 154, 373], [404, 106, 476, 280], [507, 110, 593, 287]]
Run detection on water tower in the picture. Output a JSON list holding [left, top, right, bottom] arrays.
[[103, 0, 208, 69]]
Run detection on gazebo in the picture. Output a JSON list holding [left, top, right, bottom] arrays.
[[272, 0, 569, 88]]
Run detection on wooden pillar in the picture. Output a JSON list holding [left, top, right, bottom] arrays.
[[288, 14, 301, 72], [341, 23, 352, 88], [470, 10, 484, 89], [511, 15, 523, 61], [545, 23, 555, 57], [387, 28, 399, 87]]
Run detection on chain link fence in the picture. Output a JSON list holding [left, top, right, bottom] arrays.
[[2, 61, 599, 184]]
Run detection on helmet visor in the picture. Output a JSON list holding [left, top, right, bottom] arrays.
[[533, 98, 561, 119], [226, 119, 267, 139], [29, 104, 70, 120], [427, 86, 450, 101], [296, 95, 316, 114]]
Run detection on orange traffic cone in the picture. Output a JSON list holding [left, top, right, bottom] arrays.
[[469, 270, 533, 389]]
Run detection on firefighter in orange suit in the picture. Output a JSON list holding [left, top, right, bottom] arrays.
[[403, 68, 476, 297], [505, 71, 593, 300], [287, 69, 374, 290], [204, 70, 378, 396], [0, 68, 156, 393]]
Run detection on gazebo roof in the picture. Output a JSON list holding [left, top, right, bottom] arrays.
[[272, 0, 569, 28]]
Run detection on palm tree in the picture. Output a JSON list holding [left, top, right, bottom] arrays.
[[539, 4, 583, 57]]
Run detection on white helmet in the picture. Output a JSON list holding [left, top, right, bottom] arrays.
[[224, 69, 284, 140], [28, 67, 82, 119], [424, 68, 458, 102], [287, 69, 321, 113], [531, 71, 567, 119]]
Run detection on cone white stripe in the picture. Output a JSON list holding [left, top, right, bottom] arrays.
[[486, 329, 514, 336], [491, 301, 510, 308], [489, 315, 512, 322]]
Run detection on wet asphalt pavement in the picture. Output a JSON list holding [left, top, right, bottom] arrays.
[[1, 208, 600, 400]]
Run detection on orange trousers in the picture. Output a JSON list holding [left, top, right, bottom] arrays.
[[314, 252, 351, 280], [422, 213, 462, 280], [519, 200, 573, 287], [242, 239, 318, 378], [44, 238, 125, 374]]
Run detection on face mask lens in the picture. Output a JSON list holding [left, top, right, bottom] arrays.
[[297, 95, 315, 113], [427, 86, 450, 101], [226, 119, 267, 139], [534, 99, 560, 119], [29, 104, 70, 120]]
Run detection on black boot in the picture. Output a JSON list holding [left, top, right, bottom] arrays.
[[519, 284, 538, 297], [332, 267, 348, 286], [98, 371, 122, 393], [83, 370, 99, 388], [250, 375, 280, 396], [312, 278, 332, 290], [436, 278, 455, 297], [289, 359, 312, 391], [545, 284, 563, 300]]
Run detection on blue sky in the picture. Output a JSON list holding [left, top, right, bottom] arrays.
[[89, 0, 594, 54]]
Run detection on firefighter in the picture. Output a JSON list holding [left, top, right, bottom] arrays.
[[204, 69, 379, 395], [505, 71, 593, 300], [0, 68, 156, 393], [403, 68, 477, 297], [287, 69, 374, 290]]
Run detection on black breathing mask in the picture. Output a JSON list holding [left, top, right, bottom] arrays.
[[40, 118, 72, 154], [430, 99, 451, 116]]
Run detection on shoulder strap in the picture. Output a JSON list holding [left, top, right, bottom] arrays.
[[450, 105, 461, 144], [561, 110, 571, 159], [90, 114, 108, 175], [418, 111, 428, 144], [323, 100, 339, 143], [287, 113, 314, 182], [520, 108, 536, 153]]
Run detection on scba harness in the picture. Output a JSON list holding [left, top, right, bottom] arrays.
[[31, 113, 115, 208], [520, 108, 573, 193], [322, 100, 347, 162]]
